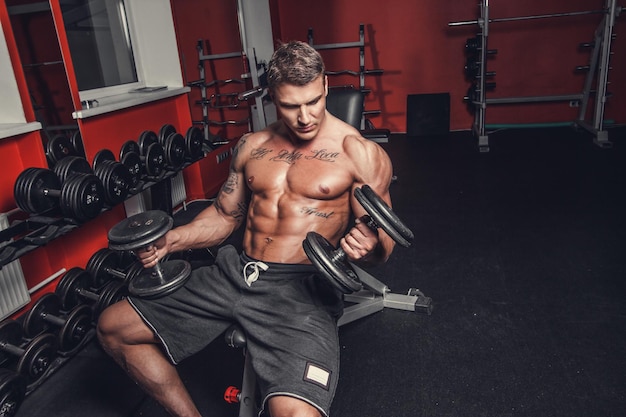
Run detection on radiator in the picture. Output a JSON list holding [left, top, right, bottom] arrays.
[[171, 171, 187, 208], [0, 213, 31, 320]]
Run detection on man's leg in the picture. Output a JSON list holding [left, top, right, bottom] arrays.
[[97, 300, 201, 417]]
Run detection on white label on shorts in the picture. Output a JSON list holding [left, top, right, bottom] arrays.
[[304, 362, 331, 390]]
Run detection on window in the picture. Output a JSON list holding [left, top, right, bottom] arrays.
[[61, 0, 140, 99]]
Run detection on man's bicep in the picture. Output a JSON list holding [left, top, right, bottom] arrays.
[[214, 170, 249, 226]]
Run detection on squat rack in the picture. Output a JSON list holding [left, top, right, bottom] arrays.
[[449, 0, 622, 152]]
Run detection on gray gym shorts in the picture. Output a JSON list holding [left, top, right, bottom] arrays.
[[128, 244, 344, 416]]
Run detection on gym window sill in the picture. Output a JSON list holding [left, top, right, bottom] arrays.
[[0, 122, 43, 140], [71, 86, 191, 120]]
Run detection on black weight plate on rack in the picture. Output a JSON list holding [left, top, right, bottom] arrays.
[[16, 333, 57, 384], [144, 142, 165, 177], [14, 168, 61, 214], [184, 126, 204, 160], [0, 368, 27, 417], [71, 130, 85, 158], [93, 281, 128, 319], [86, 248, 122, 288], [53, 156, 93, 184], [108, 210, 173, 251], [163, 133, 186, 170], [22, 293, 62, 338], [138, 130, 158, 155], [55, 267, 93, 310], [0, 320, 24, 354], [58, 304, 91, 352], [120, 151, 142, 188], [120, 140, 140, 161], [158, 124, 176, 145], [47, 135, 76, 165], [353, 184, 414, 248], [302, 232, 362, 294], [92, 149, 116, 172], [124, 261, 145, 282], [97, 160, 131, 206], [59, 174, 104, 223]]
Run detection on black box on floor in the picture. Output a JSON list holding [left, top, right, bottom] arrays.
[[406, 93, 450, 136]]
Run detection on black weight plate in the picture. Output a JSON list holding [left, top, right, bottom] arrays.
[[0, 369, 27, 417], [60, 174, 104, 222], [98, 160, 131, 206], [47, 135, 76, 165], [163, 133, 186, 170], [92, 149, 116, 173], [354, 185, 414, 248], [124, 261, 145, 282], [303, 232, 362, 294], [138, 130, 158, 155], [22, 293, 62, 338], [16, 333, 57, 384], [56, 267, 93, 310], [158, 124, 176, 145], [128, 259, 191, 299], [14, 168, 61, 214], [93, 281, 128, 319], [54, 156, 93, 184], [120, 151, 142, 188], [185, 126, 204, 160], [86, 248, 121, 288], [71, 130, 85, 158], [108, 210, 173, 250], [58, 304, 91, 352], [0, 320, 24, 350], [120, 140, 140, 161], [144, 142, 165, 177]]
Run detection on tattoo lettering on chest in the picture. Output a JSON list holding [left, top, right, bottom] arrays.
[[270, 149, 303, 165], [301, 207, 335, 219], [305, 149, 340, 162], [251, 148, 272, 160]]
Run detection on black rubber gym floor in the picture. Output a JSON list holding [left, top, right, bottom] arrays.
[[13, 127, 626, 417]]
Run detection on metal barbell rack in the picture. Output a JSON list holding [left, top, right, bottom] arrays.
[[450, 0, 622, 152]]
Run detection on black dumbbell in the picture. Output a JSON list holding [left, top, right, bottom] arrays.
[[92, 149, 133, 206], [13, 167, 105, 223], [151, 126, 186, 171], [117, 142, 142, 189], [135, 131, 167, 178], [46, 134, 79, 168], [108, 210, 191, 299], [184, 126, 206, 161], [86, 248, 144, 288], [55, 267, 129, 319], [0, 368, 27, 416], [0, 320, 58, 385], [53, 155, 93, 184], [302, 185, 414, 294], [22, 293, 91, 352]]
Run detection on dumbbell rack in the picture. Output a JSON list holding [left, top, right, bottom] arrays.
[[188, 39, 266, 141], [450, 0, 622, 152], [308, 24, 384, 130]]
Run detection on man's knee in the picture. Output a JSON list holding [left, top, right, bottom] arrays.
[[96, 299, 148, 351], [267, 396, 323, 417]]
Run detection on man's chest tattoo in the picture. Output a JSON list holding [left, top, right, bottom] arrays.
[[251, 147, 341, 165]]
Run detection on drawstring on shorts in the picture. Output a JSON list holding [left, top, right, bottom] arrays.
[[243, 261, 269, 286]]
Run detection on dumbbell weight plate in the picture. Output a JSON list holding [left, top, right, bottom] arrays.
[[353, 185, 414, 248], [144, 142, 166, 178], [93, 281, 129, 319], [108, 210, 173, 251], [94, 160, 131, 206], [59, 174, 105, 223], [0, 369, 27, 417], [92, 149, 116, 172], [55, 267, 93, 311], [22, 293, 63, 338], [163, 133, 186, 170], [16, 332, 58, 384], [13, 168, 61, 215], [120, 140, 140, 161], [185, 126, 204, 160], [303, 232, 362, 294], [120, 151, 142, 189], [86, 248, 123, 288], [138, 130, 158, 155], [0, 320, 23, 365], [47, 135, 76, 166], [57, 304, 92, 352], [158, 124, 176, 145], [53, 156, 93, 184], [71, 130, 85, 158], [129, 260, 191, 299]]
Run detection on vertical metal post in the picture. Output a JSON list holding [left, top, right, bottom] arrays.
[[476, 0, 490, 152]]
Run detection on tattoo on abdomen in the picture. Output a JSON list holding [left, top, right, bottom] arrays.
[[301, 207, 334, 218]]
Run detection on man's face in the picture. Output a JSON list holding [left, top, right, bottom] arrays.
[[272, 75, 328, 142]]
